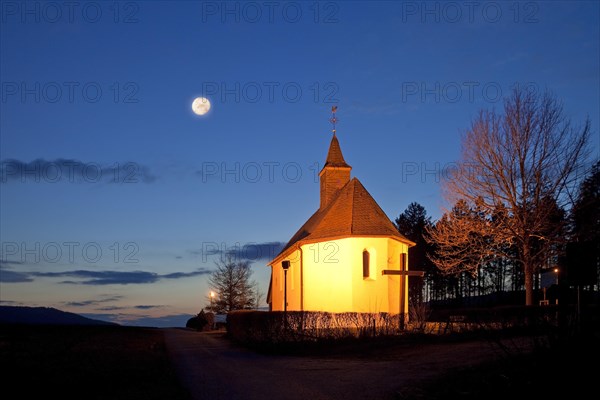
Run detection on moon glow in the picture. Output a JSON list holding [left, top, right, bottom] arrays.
[[192, 97, 211, 115]]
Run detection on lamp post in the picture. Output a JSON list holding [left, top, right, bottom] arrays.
[[282, 261, 290, 333], [210, 291, 215, 311], [282, 261, 290, 312], [554, 268, 559, 285]]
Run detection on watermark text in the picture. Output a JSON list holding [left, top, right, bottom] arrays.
[[2, 241, 140, 264]]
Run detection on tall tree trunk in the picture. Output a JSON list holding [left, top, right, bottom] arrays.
[[523, 252, 534, 306], [524, 263, 534, 306], [522, 242, 535, 306]]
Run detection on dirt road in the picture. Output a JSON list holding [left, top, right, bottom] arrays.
[[164, 329, 515, 400]]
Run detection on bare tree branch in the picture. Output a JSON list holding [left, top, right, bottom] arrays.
[[429, 88, 591, 305], [207, 257, 260, 313]]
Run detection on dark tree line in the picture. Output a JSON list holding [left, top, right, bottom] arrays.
[[396, 161, 599, 306], [567, 160, 600, 289]]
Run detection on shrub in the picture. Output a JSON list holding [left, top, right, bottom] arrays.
[[226, 311, 404, 346], [186, 310, 210, 331]]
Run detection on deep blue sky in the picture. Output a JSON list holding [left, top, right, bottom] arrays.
[[1, 1, 598, 326]]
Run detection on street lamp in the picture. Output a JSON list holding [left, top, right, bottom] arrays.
[[554, 268, 559, 285], [282, 261, 290, 333], [282, 261, 290, 312]]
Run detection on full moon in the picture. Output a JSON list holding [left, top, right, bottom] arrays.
[[192, 97, 211, 115]]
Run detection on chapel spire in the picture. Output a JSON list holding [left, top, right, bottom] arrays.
[[319, 106, 352, 209]]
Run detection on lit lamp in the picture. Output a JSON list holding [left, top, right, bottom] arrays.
[[554, 268, 559, 285], [282, 261, 290, 312]]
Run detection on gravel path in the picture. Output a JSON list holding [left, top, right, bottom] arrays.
[[164, 329, 519, 400]]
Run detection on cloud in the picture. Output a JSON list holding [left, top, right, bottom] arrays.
[[67, 301, 105, 307], [134, 305, 164, 310], [32, 268, 211, 285], [0, 269, 34, 283], [0, 261, 32, 282], [0, 300, 23, 305], [0, 158, 157, 184], [65, 295, 124, 307], [79, 312, 192, 327], [0, 260, 24, 268], [76, 297, 192, 326], [93, 305, 163, 311], [36, 270, 157, 285], [162, 270, 212, 279], [194, 241, 286, 263], [121, 314, 193, 328], [95, 306, 126, 311]]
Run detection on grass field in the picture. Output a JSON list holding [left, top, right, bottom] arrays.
[[1, 322, 597, 399], [0, 325, 189, 400], [396, 334, 599, 399]]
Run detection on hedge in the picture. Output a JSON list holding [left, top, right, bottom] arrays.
[[226, 311, 402, 345], [226, 305, 596, 345]]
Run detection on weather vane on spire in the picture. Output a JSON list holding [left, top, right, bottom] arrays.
[[329, 105, 339, 136]]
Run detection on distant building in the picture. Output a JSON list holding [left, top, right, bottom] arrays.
[[267, 127, 415, 314]]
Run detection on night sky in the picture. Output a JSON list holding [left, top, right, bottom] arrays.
[[1, 1, 598, 326]]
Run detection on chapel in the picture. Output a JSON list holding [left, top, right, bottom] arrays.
[[267, 109, 416, 314]]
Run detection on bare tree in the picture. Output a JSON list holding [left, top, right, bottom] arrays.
[[427, 199, 495, 276], [429, 88, 590, 305], [208, 258, 259, 313]]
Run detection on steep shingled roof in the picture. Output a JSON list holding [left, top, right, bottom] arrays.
[[322, 134, 351, 169], [270, 178, 414, 264]]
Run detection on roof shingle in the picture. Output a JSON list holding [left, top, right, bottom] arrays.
[[323, 135, 351, 169], [270, 178, 414, 264]]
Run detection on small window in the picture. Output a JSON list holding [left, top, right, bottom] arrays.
[[363, 250, 370, 278]]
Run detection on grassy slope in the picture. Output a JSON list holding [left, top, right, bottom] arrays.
[[0, 325, 189, 400], [395, 336, 598, 399]]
